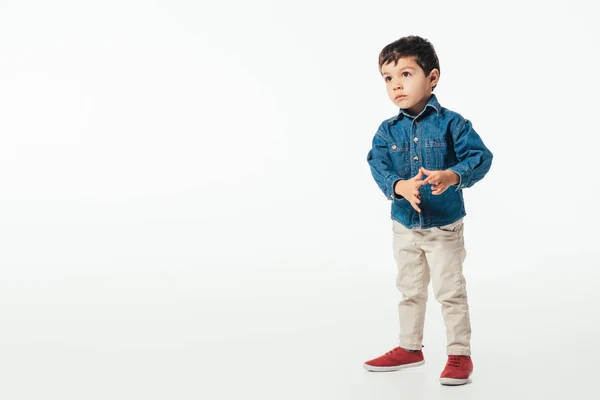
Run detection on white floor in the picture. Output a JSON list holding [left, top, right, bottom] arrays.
[[1, 259, 598, 400]]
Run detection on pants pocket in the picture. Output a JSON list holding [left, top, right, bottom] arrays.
[[437, 219, 463, 233]]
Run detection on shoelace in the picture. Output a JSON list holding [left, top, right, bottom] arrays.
[[385, 347, 401, 356], [447, 355, 465, 368]]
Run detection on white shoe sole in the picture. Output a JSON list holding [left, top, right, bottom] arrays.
[[363, 360, 425, 372], [439, 374, 471, 386]]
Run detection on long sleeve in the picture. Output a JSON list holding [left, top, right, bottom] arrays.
[[448, 118, 493, 190], [366, 129, 403, 200]]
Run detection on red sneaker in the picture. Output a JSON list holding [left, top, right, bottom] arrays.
[[439, 355, 473, 385], [363, 347, 425, 372]]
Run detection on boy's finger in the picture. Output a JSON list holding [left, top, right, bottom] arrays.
[[424, 174, 439, 184], [423, 176, 434, 184], [412, 202, 421, 212]]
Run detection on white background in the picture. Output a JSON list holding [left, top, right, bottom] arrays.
[[0, 0, 598, 398]]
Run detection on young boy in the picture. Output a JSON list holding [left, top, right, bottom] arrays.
[[364, 36, 493, 386]]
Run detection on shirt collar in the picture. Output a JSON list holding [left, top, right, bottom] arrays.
[[391, 94, 441, 123]]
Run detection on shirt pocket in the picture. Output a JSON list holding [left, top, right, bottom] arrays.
[[389, 142, 410, 177], [425, 138, 449, 169]]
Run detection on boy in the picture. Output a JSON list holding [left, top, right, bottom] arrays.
[[364, 36, 493, 386]]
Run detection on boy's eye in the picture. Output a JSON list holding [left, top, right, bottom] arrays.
[[385, 72, 410, 82]]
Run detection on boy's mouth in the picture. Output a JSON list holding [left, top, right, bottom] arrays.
[[395, 95, 407, 100]]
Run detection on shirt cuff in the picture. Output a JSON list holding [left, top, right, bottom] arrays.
[[389, 178, 404, 200]]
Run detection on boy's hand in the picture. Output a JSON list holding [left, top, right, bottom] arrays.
[[394, 169, 424, 212], [421, 167, 459, 195]]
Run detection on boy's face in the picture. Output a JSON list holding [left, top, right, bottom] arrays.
[[381, 56, 439, 116]]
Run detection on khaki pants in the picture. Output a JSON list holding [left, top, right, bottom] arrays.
[[392, 218, 471, 356]]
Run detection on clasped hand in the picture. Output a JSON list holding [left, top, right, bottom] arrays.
[[393, 167, 460, 212]]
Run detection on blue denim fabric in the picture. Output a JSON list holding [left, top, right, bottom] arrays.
[[367, 94, 493, 229]]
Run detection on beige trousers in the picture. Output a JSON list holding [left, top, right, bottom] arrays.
[[392, 218, 471, 356]]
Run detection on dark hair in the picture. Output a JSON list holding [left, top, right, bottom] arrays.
[[378, 36, 440, 90]]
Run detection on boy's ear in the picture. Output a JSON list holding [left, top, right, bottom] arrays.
[[429, 68, 440, 86]]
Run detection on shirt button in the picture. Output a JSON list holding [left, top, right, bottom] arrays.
[[414, 137, 418, 142], [413, 156, 419, 161], [391, 144, 397, 150], [415, 121, 420, 125]]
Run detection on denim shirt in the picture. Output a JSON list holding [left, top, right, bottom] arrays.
[[366, 94, 493, 229]]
